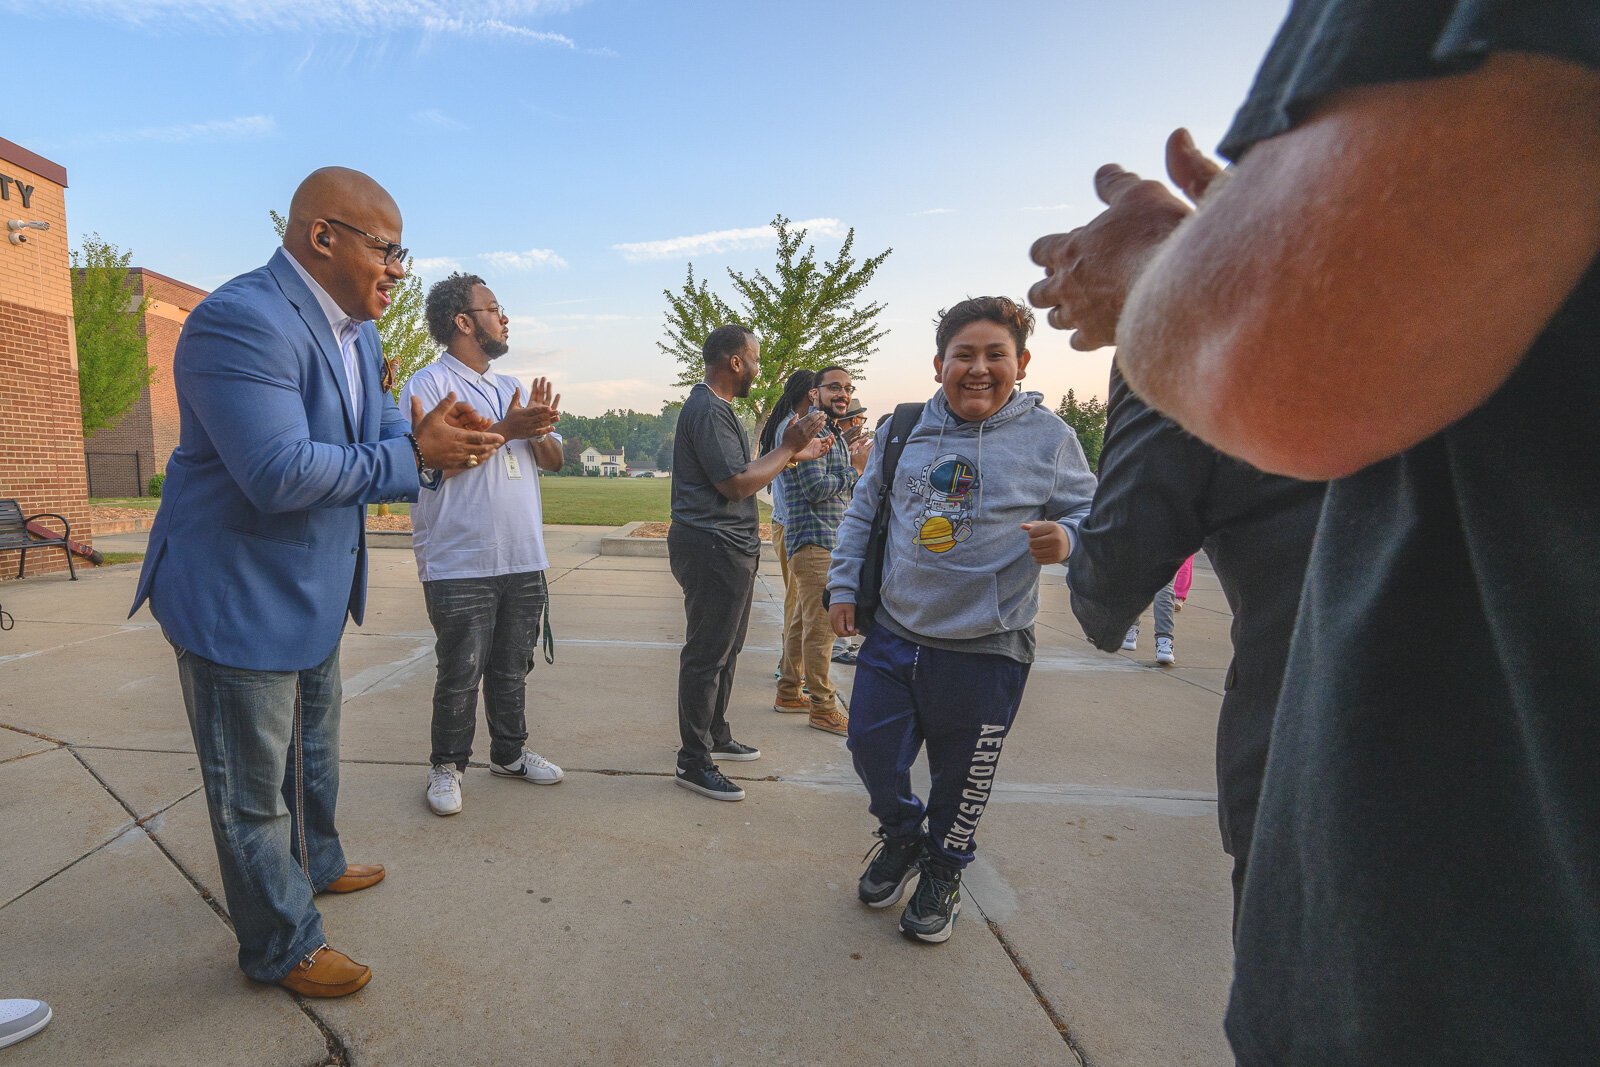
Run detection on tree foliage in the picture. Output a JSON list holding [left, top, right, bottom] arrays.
[[270, 210, 435, 398], [73, 233, 153, 434], [1056, 389, 1108, 472], [656, 215, 891, 431]]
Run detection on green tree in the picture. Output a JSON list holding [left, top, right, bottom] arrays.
[[270, 210, 435, 399], [72, 234, 152, 434], [656, 215, 891, 431], [1056, 389, 1108, 472]]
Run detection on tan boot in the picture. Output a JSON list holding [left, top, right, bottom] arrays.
[[809, 709, 849, 736], [278, 944, 372, 998]]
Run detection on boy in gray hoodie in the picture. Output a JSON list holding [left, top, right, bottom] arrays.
[[827, 296, 1096, 942]]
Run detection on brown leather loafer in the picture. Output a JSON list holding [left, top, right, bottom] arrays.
[[322, 863, 386, 894], [278, 944, 372, 998]]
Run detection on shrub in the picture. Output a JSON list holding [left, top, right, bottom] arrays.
[[147, 473, 165, 498]]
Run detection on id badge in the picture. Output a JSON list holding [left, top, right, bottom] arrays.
[[504, 446, 524, 480]]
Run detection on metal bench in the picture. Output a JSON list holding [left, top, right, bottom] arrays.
[[0, 499, 76, 580]]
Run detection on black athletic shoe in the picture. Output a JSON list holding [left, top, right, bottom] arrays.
[[674, 763, 746, 801], [900, 857, 962, 942], [858, 831, 924, 908], [709, 739, 762, 762]]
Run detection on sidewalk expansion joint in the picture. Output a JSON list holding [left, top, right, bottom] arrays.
[[986, 917, 1090, 1066], [0, 721, 71, 745]]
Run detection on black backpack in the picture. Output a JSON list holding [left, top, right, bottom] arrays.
[[840, 402, 923, 635]]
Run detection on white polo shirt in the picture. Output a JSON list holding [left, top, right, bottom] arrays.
[[400, 353, 559, 582]]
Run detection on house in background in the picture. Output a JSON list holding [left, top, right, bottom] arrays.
[[580, 446, 625, 477], [82, 269, 208, 497]]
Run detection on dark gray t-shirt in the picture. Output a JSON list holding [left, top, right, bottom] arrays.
[[670, 383, 759, 554], [1220, 3, 1600, 1065]]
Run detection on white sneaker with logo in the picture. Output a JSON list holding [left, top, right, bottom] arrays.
[[492, 749, 565, 785], [1121, 626, 1139, 651], [426, 765, 463, 816], [1155, 636, 1176, 665]]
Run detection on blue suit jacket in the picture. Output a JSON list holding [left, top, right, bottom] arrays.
[[131, 249, 418, 671]]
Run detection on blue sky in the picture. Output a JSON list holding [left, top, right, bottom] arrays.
[[9, 0, 1288, 419]]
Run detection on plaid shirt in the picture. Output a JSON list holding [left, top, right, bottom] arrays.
[[783, 429, 859, 552]]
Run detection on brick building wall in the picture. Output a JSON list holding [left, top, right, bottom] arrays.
[[83, 269, 206, 496], [0, 136, 92, 580]]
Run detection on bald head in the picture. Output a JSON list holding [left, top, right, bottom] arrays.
[[284, 167, 406, 322]]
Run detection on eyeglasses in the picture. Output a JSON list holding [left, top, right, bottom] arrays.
[[325, 218, 409, 265], [465, 305, 508, 318], [819, 382, 855, 394]]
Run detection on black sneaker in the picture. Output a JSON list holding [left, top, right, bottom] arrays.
[[674, 763, 746, 801], [709, 739, 761, 762], [858, 830, 924, 908], [900, 857, 962, 942]]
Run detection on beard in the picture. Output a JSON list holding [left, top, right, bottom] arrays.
[[475, 322, 509, 359]]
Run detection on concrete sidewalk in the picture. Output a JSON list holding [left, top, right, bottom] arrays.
[[0, 528, 1236, 1066]]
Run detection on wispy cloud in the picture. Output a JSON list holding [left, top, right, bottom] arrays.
[[412, 108, 465, 130], [612, 217, 844, 263], [420, 16, 574, 47], [480, 248, 568, 271], [910, 207, 955, 216], [19, 1, 591, 47], [85, 115, 276, 146], [410, 256, 463, 276]]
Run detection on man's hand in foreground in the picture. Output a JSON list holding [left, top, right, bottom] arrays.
[[1028, 129, 1220, 350], [410, 393, 505, 471]]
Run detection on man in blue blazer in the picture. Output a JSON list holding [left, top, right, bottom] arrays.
[[132, 167, 503, 997]]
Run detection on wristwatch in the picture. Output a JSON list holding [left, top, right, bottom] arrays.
[[406, 433, 442, 490]]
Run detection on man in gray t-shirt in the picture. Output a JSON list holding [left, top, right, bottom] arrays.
[[668, 325, 827, 802]]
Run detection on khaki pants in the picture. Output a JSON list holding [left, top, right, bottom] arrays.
[[773, 523, 806, 701], [789, 543, 839, 715]]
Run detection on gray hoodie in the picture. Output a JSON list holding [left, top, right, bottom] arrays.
[[827, 388, 1096, 642]]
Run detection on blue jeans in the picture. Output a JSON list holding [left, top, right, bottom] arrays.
[[422, 571, 548, 769], [172, 639, 346, 982], [847, 628, 1031, 869]]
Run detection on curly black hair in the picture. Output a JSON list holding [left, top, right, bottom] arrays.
[[934, 296, 1035, 359], [424, 272, 487, 346]]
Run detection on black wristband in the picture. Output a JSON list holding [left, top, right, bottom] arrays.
[[405, 432, 426, 472], [406, 433, 441, 489]]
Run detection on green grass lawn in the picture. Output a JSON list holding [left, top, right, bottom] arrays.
[[91, 496, 161, 510], [103, 476, 771, 527]]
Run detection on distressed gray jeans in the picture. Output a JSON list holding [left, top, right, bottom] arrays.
[[422, 570, 548, 769]]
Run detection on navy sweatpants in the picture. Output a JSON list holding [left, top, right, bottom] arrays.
[[847, 627, 1030, 868]]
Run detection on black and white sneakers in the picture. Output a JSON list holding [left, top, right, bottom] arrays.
[[858, 831, 924, 908], [899, 856, 962, 943], [674, 763, 746, 801], [709, 739, 762, 762]]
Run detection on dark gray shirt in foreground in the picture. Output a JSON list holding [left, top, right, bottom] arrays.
[[670, 383, 759, 555]]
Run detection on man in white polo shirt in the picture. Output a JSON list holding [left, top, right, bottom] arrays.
[[402, 273, 567, 816]]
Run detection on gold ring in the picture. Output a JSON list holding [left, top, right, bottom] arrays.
[[466, 454, 480, 467]]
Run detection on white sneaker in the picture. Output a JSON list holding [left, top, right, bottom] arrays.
[[1121, 626, 1139, 651], [0, 1000, 51, 1050], [426, 765, 463, 816], [492, 749, 564, 785], [1155, 636, 1176, 665]]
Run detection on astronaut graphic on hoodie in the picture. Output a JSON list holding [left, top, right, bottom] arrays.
[[910, 453, 979, 554]]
